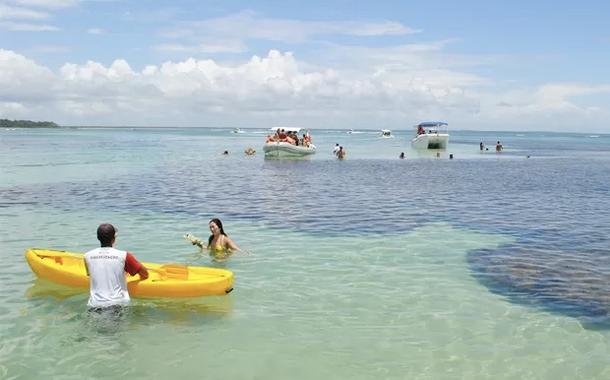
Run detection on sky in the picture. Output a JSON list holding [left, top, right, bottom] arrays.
[[1, 0, 610, 132]]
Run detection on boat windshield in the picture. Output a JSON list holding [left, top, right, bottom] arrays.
[[415, 122, 448, 135]]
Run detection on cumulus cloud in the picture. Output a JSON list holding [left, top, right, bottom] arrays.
[[0, 48, 608, 131]]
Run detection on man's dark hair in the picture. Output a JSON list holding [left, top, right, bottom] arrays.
[[97, 223, 116, 247]]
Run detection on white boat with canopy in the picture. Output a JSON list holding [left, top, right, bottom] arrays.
[[411, 122, 449, 149], [380, 129, 394, 138], [263, 127, 316, 158]]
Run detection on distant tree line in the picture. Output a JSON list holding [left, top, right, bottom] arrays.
[[0, 119, 59, 128]]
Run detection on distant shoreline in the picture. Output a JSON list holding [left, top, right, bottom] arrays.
[[1, 119, 59, 128]]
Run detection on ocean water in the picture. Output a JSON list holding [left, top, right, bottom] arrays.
[[1, 127, 610, 379]]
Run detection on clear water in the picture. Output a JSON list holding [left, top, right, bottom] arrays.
[[1, 127, 610, 379]]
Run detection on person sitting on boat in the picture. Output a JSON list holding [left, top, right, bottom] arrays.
[[285, 131, 296, 145], [266, 135, 275, 143], [303, 133, 311, 147], [84, 223, 149, 310], [417, 125, 425, 135], [277, 129, 287, 142]]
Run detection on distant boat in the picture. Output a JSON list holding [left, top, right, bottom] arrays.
[[231, 128, 246, 134], [380, 129, 394, 138], [347, 129, 354, 134], [411, 122, 449, 150]]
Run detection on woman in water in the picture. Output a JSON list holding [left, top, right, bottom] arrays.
[[206, 218, 241, 259], [185, 218, 243, 260]]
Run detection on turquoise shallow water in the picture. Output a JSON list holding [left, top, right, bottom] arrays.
[[1, 127, 610, 379]]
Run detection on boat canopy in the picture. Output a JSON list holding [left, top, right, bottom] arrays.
[[416, 122, 448, 128], [269, 127, 304, 133]]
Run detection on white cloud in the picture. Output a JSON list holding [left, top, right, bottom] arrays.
[[154, 39, 247, 54], [0, 48, 608, 132], [160, 10, 419, 52], [14, 0, 78, 9], [29, 44, 69, 53], [0, 20, 58, 30], [0, 3, 48, 19], [0, 49, 57, 101], [86, 27, 104, 34]]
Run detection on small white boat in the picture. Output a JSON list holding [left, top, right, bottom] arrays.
[[411, 122, 449, 150], [380, 129, 394, 138], [231, 128, 246, 134], [347, 129, 354, 134], [263, 127, 316, 158]]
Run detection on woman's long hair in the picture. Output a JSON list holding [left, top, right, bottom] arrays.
[[208, 218, 227, 246]]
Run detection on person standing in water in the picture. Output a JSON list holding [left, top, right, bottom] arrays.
[[496, 141, 503, 152], [84, 224, 149, 310], [337, 146, 346, 159]]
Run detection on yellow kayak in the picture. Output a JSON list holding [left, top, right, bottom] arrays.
[[25, 248, 234, 298]]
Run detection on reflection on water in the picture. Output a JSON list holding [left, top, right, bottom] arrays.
[[26, 279, 86, 300], [26, 278, 234, 328]]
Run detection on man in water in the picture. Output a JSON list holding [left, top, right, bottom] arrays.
[[337, 146, 346, 159], [84, 224, 148, 309]]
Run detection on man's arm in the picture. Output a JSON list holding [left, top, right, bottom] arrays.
[[125, 252, 149, 280], [137, 265, 149, 280]]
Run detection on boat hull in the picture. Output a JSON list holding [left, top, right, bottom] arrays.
[[263, 142, 316, 157], [411, 134, 449, 149], [25, 248, 234, 298]]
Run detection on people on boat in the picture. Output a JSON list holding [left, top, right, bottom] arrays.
[[337, 146, 346, 159], [84, 223, 149, 309], [286, 131, 296, 145], [417, 125, 425, 135], [333, 143, 340, 155], [496, 141, 503, 152], [207, 218, 241, 259], [399, 152, 405, 159], [302, 133, 311, 147], [244, 147, 256, 156]]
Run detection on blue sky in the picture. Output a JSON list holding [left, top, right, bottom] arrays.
[[1, 0, 609, 131]]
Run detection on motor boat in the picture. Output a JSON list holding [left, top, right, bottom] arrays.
[[380, 129, 394, 138], [411, 122, 449, 149], [263, 127, 316, 158], [231, 128, 246, 134]]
